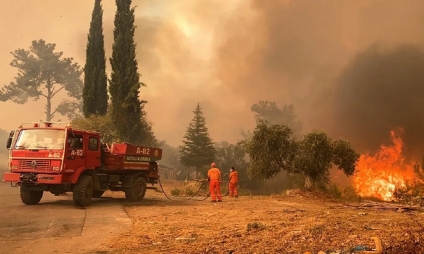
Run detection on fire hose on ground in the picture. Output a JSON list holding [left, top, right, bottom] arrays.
[[157, 173, 231, 202]]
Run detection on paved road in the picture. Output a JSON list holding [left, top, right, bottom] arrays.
[[0, 170, 131, 254]]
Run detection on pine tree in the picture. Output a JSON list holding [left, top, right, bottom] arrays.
[[180, 103, 216, 179], [109, 0, 146, 144], [0, 40, 83, 121], [83, 0, 108, 117]]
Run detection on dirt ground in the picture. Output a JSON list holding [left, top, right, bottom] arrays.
[[102, 180, 424, 254]]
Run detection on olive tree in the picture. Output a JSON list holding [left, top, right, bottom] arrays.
[[244, 122, 360, 187], [243, 121, 298, 179]]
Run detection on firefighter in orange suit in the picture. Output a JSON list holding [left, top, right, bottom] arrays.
[[208, 162, 222, 202], [229, 167, 239, 198]]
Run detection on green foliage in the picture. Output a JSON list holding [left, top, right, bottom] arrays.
[[214, 141, 248, 171], [71, 113, 117, 144], [109, 0, 154, 145], [185, 187, 195, 196], [244, 122, 359, 187], [246, 222, 267, 232], [170, 187, 181, 196], [214, 141, 256, 188], [138, 110, 159, 147], [83, 0, 108, 117], [244, 121, 298, 179], [332, 139, 360, 176], [251, 101, 302, 135], [295, 130, 334, 184], [179, 103, 216, 178], [71, 110, 157, 146], [295, 132, 359, 185], [0, 39, 83, 121]]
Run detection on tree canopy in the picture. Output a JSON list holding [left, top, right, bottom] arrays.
[[0, 39, 83, 121], [179, 103, 216, 179], [244, 121, 298, 179], [244, 122, 360, 185], [214, 141, 252, 187], [294, 130, 334, 184], [108, 0, 156, 145], [71, 112, 116, 144], [83, 0, 108, 117], [251, 101, 302, 135]]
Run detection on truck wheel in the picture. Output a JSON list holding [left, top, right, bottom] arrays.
[[92, 191, 105, 198], [20, 186, 43, 205], [125, 177, 147, 202], [73, 175, 94, 207]]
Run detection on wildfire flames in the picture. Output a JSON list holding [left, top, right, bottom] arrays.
[[353, 130, 417, 201]]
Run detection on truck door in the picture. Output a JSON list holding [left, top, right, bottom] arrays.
[[85, 135, 101, 168], [65, 132, 86, 172]]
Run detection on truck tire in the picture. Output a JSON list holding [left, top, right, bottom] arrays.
[[20, 186, 43, 205], [125, 177, 147, 202], [73, 175, 94, 207], [92, 191, 105, 198]]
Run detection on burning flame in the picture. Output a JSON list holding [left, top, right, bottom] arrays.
[[353, 130, 416, 201]]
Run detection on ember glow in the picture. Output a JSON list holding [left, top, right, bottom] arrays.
[[353, 130, 416, 201]]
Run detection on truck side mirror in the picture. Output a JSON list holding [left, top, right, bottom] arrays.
[[6, 131, 14, 150]]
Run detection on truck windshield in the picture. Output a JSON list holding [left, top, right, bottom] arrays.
[[14, 129, 66, 150]]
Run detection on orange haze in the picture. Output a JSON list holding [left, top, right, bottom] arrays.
[[2, 1, 424, 150]]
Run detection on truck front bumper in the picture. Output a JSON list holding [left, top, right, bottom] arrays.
[[3, 172, 63, 184]]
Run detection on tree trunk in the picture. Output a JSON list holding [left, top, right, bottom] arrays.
[[45, 82, 52, 121], [46, 98, 52, 121], [195, 166, 198, 179]]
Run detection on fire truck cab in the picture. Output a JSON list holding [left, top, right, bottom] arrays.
[[3, 121, 162, 207]]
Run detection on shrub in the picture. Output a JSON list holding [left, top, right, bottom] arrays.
[[341, 186, 359, 201], [170, 187, 181, 196], [246, 222, 266, 231], [327, 184, 342, 199], [185, 187, 195, 196]]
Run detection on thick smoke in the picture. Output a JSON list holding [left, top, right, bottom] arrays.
[[213, 0, 424, 156], [331, 44, 424, 161], [2, 0, 424, 150]]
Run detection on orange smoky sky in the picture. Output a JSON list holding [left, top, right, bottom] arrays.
[[1, 0, 424, 151]]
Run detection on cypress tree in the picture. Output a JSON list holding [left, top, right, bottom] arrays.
[[83, 0, 108, 117], [180, 103, 216, 179], [109, 0, 145, 144]]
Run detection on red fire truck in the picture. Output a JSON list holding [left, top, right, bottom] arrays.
[[3, 121, 162, 207]]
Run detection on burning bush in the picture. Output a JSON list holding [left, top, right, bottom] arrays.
[[392, 179, 424, 205], [353, 130, 419, 201]]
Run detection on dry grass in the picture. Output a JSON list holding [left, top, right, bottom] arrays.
[[99, 180, 424, 254]]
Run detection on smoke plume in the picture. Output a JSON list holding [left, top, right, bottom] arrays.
[[331, 44, 424, 161], [1, 0, 424, 153]]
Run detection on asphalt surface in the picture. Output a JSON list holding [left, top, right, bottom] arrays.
[[0, 170, 132, 254]]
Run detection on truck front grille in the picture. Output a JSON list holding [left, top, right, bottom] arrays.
[[18, 160, 51, 171]]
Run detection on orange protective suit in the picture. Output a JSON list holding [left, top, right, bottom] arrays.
[[208, 167, 222, 202], [229, 170, 239, 197]]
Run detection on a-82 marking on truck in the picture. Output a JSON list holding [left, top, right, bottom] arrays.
[[3, 121, 163, 207]]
